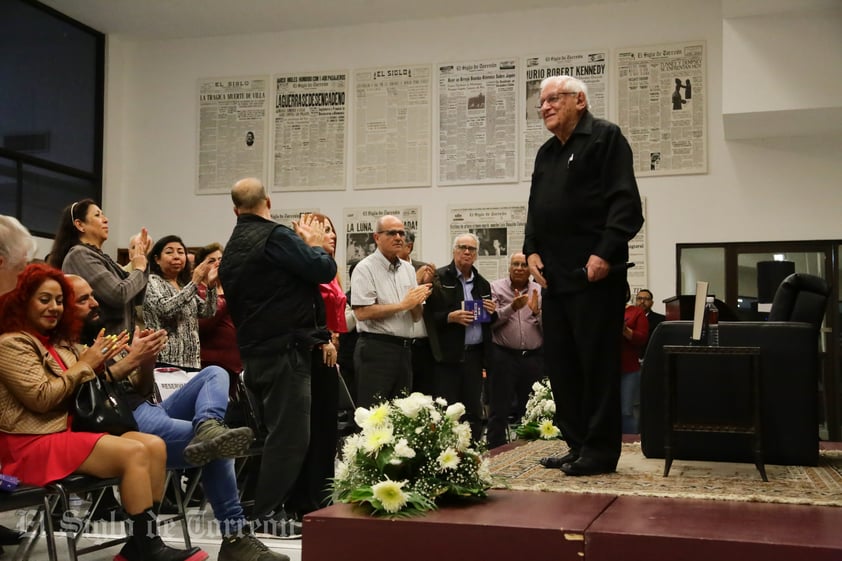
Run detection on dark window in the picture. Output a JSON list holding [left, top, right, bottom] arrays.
[[0, 0, 104, 237]]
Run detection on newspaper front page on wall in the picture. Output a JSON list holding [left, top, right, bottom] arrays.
[[197, 77, 269, 194], [448, 204, 528, 283], [354, 66, 432, 189], [522, 51, 609, 180], [438, 59, 518, 185], [615, 41, 706, 176], [272, 72, 347, 192], [343, 206, 422, 282]]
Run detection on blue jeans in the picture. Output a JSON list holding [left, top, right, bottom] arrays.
[[621, 369, 641, 434], [133, 365, 245, 535]]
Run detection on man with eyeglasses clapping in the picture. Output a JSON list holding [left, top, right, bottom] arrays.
[[350, 215, 432, 407]]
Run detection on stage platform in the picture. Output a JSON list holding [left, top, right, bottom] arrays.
[[302, 442, 842, 561]]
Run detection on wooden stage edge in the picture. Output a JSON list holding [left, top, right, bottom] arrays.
[[303, 442, 842, 561]]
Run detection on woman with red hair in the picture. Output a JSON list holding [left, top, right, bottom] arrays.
[[0, 264, 207, 561]]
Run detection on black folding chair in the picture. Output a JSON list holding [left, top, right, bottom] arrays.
[[0, 483, 58, 561], [48, 475, 126, 561]]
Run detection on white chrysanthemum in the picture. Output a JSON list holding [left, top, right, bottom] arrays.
[[393, 438, 416, 459], [532, 381, 544, 392], [542, 400, 556, 415], [371, 479, 410, 514], [364, 404, 391, 427], [453, 423, 472, 451], [538, 419, 561, 439], [353, 407, 371, 428], [435, 397, 448, 407], [335, 460, 349, 481], [437, 447, 461, 470], [342, 433, 363, 459], [363, 426, 394, 453], [445, 402, 465, 421]]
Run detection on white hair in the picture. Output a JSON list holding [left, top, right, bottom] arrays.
[[540, 75, 590, 110], [452, 233, 479, 248], [0, 215, 36, 269]]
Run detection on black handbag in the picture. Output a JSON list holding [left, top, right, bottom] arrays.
[[72, 369, 138, 436]]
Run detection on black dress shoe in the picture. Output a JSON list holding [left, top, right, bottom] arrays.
[[560, 457, 616, 476], [540, 451, 579, 469]]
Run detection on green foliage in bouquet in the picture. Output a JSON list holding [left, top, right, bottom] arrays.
[[515, 378, 562, 441], [331, 393, 493, 517]]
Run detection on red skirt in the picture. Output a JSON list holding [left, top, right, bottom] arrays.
[[0, 427, 106, 487]]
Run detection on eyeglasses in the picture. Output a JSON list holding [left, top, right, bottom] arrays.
[[455, 245, 478, 253], [511, 262, 529, 269], [377, 229, 406, 237], [635, 296, 652, 301], [535, 91, 578, 115]]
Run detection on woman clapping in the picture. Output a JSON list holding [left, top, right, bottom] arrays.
[[0, 263, 207, 561]]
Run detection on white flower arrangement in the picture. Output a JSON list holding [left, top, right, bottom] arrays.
[[331, 392, 493, 516], [515, 378, 561, 440]]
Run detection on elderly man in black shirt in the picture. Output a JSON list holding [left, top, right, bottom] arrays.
[[525, 76, 643, 476]]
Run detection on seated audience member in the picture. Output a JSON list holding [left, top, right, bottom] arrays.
[[622, 284, 648, 434], [0, 264, 207, 561], [0, 217, 41, 545], [0, 215, 37, 295], [68, 275, 286, 561]]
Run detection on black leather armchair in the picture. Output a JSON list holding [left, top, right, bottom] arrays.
[[640, 273, 829, 467]]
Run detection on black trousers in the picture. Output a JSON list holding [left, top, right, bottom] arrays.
[[410, 338, 436, 397], [243, 346, 311, 518], [354, 337, 412, 408], [285, 350, 339, 516], [486, 345, 544, 448], [542, 276, 625, 467], [434, 348, 485, 441]]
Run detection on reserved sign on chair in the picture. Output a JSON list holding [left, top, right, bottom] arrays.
[[153, 367, 197, 403]]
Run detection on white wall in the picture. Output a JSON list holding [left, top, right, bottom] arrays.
[[99, 0, 842, 313]]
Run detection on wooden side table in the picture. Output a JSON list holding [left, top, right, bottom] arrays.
[[663, 345, 767, 481]]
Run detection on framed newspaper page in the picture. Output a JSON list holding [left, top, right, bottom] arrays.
[[615, 41, 707, 176], [353, 65, 432, 190], [437, 58, 518, 186], [197, 76, 269, 195], [271, 71, 348, 192]]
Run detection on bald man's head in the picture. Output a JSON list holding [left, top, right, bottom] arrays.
[[231, 177, 270, 214]]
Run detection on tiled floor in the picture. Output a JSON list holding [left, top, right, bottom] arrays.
[[0, 506, 301, 561]]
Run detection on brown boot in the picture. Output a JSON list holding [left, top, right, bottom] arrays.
[[183, 419, 253, 466]]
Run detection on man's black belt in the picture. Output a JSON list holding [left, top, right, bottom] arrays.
[[464, 343, 483, 352], [359, 332, 413, 348], [493, 343, 542, 357]]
